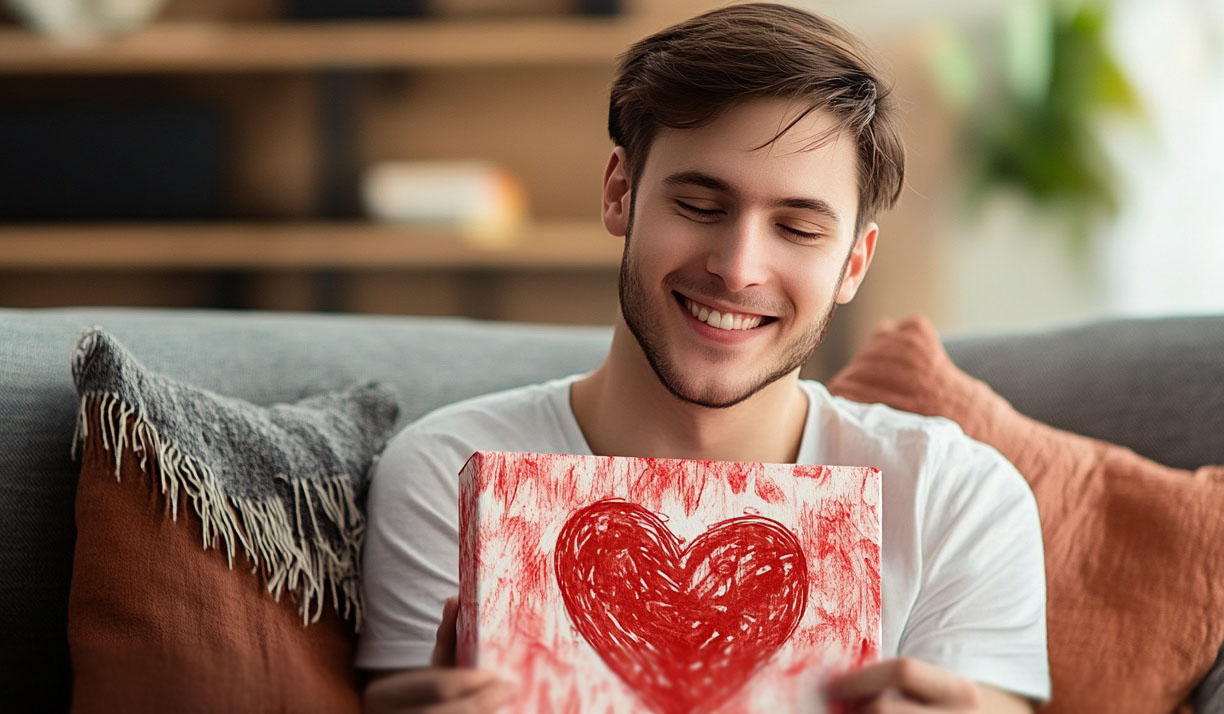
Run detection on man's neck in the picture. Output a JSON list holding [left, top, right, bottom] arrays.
[[570, 322, 809, 464]]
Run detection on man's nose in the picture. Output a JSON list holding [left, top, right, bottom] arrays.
[[705, 218, 771, 293]]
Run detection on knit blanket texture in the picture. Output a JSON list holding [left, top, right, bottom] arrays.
[[69, 328, 400, 630]]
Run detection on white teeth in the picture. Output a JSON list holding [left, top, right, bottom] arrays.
[[684, 297, 765, 332]]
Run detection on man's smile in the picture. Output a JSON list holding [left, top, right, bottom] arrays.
[[673, 292, 777, 329], [682, 296, 764, 330], [672, 291, 779, 345]]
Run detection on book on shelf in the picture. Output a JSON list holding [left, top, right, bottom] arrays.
[[361, 160, 529, 245]]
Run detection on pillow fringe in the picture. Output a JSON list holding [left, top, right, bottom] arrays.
[[72, 390, 366, 631]]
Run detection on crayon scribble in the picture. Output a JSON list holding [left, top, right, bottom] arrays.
[[554, 499, 809, 714]]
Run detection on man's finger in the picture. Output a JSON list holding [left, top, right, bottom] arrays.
[[432, 681, 517, 714], [365, 667, 501, 708], [832, 658, 977, 704], [431, 596, 461, 667]]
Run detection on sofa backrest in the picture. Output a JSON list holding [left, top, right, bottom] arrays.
[[945, 314, 1224, 471]]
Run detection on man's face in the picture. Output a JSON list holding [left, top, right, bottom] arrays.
[[605, 98, 877, 409]]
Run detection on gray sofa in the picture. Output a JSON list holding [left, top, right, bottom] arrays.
[[2, 307, 1222, 712]]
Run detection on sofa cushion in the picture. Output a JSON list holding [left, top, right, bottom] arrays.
[[67, 328, 399, 713], [828, 315, 1224, 713]]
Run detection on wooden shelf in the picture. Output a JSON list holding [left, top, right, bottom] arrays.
[[0, 220, 623, 270], [0, 16, 643, 74]]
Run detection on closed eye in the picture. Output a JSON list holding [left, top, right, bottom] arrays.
[[779, 225, 821, 242], [674, 199, 722, 218]]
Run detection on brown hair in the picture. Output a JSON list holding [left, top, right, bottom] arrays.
[[608, 2, 905, 230]]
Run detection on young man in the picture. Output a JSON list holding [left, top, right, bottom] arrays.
[[356, 3, 1050, 712]]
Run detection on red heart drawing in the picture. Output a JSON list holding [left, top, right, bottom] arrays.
[[554, 499, 808, 714]]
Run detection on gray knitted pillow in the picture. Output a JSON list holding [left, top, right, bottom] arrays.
[[69, 327, 400, 629]]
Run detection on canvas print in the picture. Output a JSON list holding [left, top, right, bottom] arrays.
[[457, 451, 881, 714]]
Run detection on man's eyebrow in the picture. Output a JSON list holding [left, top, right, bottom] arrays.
[[662, 170, 841, 225], [773, 196, 840, 225], [663, 170, 735, 194]]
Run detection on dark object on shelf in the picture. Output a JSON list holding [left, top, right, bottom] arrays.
[[0, 103, 224, 221], [576, 0, 620, 15], [289, 0, 428, 20]]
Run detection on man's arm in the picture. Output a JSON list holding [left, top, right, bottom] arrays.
[[881, 433, 1050, 706], [363, 598, 514, 714], [357, 423, 513, 712], [357, 425, 465, 670], [978, 684, 1037, 714], [830, 657, 1036, 713]]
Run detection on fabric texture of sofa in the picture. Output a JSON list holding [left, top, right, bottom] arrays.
[[1, 307, 1222, 712]]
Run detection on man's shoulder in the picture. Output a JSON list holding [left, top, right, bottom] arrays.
[[801, 380, 1038, 541], [800, 380, 1024, 486], [380, 374, 582, 468], [411, 376, 573, 432], [802, 379, 968, 450]]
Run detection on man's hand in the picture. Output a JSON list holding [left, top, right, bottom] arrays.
[[363, 598, 515, 714], [828, 657, 1035, 714]]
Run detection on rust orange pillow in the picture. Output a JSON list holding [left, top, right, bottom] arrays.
[[70, 414, 363, 713], [67, 329, 399, 714], [827, 315, 1224, 714]]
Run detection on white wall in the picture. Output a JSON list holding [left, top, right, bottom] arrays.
[[1102, 0, 1224, 316]]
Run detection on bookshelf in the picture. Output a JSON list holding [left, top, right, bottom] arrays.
[[0, 3, 675, 319], [0, 1, 952, 353]]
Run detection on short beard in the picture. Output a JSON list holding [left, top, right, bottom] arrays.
[[617, 204, 847, 410]]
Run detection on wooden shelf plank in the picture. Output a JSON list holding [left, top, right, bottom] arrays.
[[0, 221, 623, 270], [0, 17, 642, 74]]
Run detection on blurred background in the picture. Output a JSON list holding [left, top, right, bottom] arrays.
[[1, 0, 1221, 373]]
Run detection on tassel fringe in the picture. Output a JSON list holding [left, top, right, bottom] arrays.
[[72, 391, 366, 631]]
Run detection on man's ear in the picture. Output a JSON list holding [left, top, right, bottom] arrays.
[[602, 146, 632, 237], [836, 223, 878, 304]]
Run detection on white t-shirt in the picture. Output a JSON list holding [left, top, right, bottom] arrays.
[[356, 375, 1051, 701]]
